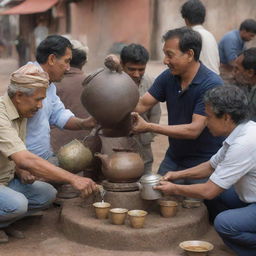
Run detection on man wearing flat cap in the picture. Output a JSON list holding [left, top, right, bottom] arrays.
[[0, 64, 97, 243]]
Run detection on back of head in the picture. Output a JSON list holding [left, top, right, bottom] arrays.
[[120, 43, 149, 65], [70, 39, 88, 68], [241, 47, 256, 73], [181, 0, 206, 25], [36, 35, 72, 64], [240, 19, 256, 33], [162, 27, 202, 61], [204, 85, 249, 124]]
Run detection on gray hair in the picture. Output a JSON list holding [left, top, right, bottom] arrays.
[[204, 85, 249, 124], [8, 83, 36, 98]]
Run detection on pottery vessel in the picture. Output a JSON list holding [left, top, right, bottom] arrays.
[[81, 67, 139, 129], [93, 202, 111, 219], [109, 208, 128, 225], [128, 210, 147, 228], [158, 200, 178, 217], [95, 150, 144, 182]]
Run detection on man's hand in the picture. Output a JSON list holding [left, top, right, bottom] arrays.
[[161, 171, 179, 181], [15, 168, 36, 184], [70, 176, 98, 198], [104, 54, 122, 73], [81, 116, 97, 129], [131, 112, 151, 133], [154, 181, 177, 196]]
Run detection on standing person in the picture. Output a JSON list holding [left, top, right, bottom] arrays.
[[181, 0, 220, 74], [218, 19, 256, 77], [0, 64, 97, 243], [155, 85, 256, 256], [34, 16, 48, 49], [51, 39, 89, 153], [233, 47, 256, 121], [120, 43, 161, 173], [25, 35, 96, 166], [132, 27, 224, 182]]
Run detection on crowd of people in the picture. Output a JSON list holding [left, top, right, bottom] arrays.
[[0, 0, 256, 255]]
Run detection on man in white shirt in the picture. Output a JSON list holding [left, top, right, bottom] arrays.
[[181, 0, 220, 74], [155, 85, 256, 256]]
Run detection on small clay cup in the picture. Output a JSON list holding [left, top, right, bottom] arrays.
[[93, 202, 111, 219], [128, 210, 148, 228], [110, 208, 128, 225], [159, 200, 178, 218]]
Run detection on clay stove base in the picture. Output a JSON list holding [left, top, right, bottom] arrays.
[[60, 196, 210, 251]]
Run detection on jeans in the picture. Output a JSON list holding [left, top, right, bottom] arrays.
[[157, 148, 207, 184], [208, 188, 256, 256], [0, 178, 57, 228]]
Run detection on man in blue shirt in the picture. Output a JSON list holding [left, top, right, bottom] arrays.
[[132, 27, 224, 182], [218, 19, 256, 74], [25, 35, 96, 164]]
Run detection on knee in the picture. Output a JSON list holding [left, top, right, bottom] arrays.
[[214, 211, 231, 236], [4, 194, 28, 217], [33, 182, 57, 206]]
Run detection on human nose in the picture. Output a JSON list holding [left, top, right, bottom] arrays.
[[133, 70, 140, 78]]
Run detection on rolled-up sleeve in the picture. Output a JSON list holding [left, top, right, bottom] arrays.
[[49, 84, 74, 129]]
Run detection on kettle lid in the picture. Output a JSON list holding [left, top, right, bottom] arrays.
[[140, 173, 162, 184]]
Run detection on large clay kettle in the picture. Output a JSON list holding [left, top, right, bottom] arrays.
[[95, 150, 144, 183], [81, 66, 139, 128]]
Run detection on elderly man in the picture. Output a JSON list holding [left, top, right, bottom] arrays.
[[0, 64, 97, 243], [132, 27, 224, 182], [119, 43, 161, 173], [233, 47, 256, 120], [26, 35, 95, 165], [181, 0, 220, 74], [155, 85, 256, 256]]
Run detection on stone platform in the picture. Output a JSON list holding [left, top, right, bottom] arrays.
[[60, 194, 210, 251]]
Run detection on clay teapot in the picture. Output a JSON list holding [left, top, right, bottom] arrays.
[[81, 66, 139, 129], [95, 149, 144, 183]]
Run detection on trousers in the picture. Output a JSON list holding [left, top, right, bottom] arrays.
[[207, 187, 256, 256], [0, 178, 57, 228]]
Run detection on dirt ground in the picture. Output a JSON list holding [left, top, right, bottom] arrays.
[[0, 59, 235, 256]]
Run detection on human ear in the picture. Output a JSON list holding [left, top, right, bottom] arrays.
[[48, 54, 56, 66]]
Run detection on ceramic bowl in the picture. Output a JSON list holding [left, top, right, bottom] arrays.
[[179, 240, 214, 256]]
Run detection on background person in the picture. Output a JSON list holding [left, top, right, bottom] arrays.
[[132, 27, 224, 183], [218, 19, 256, 81], [155, 85, 256, 256], [233, 47, 256, 121], [51, 39, 89, 153], [120, 43, 161, 173], [181, 0, 220, 74]]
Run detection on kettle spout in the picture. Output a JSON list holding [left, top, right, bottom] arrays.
[[94, 153, 109, 170]]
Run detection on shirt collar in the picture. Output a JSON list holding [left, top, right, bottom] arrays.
[[3, 93, 20, 121], [225, 121, 248, 145]]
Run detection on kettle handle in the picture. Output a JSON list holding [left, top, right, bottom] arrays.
[[136, 182, 142, 191]]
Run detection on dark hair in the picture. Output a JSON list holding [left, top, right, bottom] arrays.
[[180, 0, 205, 25], [120, 43, 149, 65], [36, 35, 72, 64], [239, 19, 256, 33], [70, 48, 87, 68], [204, 85, 249, 124], [240, 47, 256, 74], [162, 27, 202, 61]]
